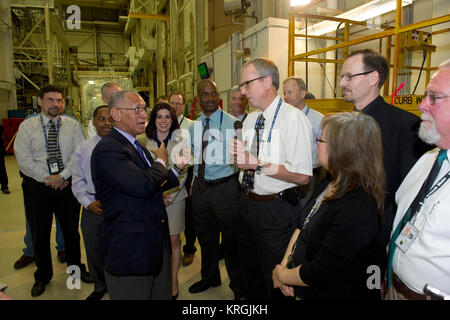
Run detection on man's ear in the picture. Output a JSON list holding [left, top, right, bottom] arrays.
[[111, 108, 120, 122], [369, 71, 380, 88], [37, 96, 42, 107], [300, 90, 307, 100]]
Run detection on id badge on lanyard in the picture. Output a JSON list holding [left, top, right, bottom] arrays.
[[395, 221, 420, 254]]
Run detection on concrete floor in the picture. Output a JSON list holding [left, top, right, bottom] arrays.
[[0, 154, 233, 300]]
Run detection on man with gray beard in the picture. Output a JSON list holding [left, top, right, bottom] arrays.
[[339, 49, 431, 267], [385, 60, 450, 300]]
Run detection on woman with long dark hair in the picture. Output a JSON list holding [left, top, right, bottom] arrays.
[[144, 102, 190, 300]]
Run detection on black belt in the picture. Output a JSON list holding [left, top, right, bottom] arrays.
[[203, 174, 237, 185]]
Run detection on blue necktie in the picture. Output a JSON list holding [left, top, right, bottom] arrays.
[[386, 149, 447, 288], [134, 140, 149, 167]]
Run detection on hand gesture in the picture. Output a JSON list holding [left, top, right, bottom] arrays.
[[151, 141, 168, 165]]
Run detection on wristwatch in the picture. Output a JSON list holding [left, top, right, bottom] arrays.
[[256, 163, 264, 175]]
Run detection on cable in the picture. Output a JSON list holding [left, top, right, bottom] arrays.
[[412, 33, 431, 95]]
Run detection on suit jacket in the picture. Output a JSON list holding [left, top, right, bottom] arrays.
[[362, 96, 432, 249], [91, 128, 179, 276]]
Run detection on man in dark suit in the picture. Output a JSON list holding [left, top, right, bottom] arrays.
[[91, 90, 186, 300], [339, 49, 432, 267]]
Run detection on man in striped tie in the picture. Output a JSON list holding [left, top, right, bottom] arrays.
[[385, 59, 450, 300], [14, 85, 91, 297]]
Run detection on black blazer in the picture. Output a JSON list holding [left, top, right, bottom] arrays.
[[292, 178, 382, 300], [362, 96, 432, 248], [91, 128, 179, 276]]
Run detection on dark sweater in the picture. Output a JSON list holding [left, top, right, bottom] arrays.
[[292, 178, 382, 300]]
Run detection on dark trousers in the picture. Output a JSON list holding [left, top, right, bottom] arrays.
[[80, 207, 106, 293], [238, 192, 303, 300], [0, 154, 8, 189], [104, 243, 171, 300], [22, 175, 82, 284], [191, 175, 242, 294], [182, 195, 197, 255]]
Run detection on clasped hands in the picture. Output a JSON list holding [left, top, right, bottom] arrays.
[[44, 174, 68, 190], [272, 264, 295, 297]]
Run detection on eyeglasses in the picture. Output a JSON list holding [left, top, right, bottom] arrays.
[[423, 91, 450, 106], [169, 101, 184, 107], [238, 76, 266, 90], [339, 70, 375, 82], [116, 106, 148, 114], [316, 138, 327, 144]]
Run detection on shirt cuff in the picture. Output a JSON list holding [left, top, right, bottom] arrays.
[[155, 158, 166, 168]]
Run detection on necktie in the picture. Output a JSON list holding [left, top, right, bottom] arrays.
[[242, 114, 265, 193], [47, 119, 64, 173], [386, 149, 447, 288], [134, 140, 149, 167], [197, 118, 210, 193]]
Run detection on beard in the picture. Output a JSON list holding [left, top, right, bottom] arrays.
[[419, 113, 440, 145]]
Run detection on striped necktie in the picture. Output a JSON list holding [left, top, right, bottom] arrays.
[[197, 118, 210, 193], [47, 119, 64, 173], [386, 149, 447, 288]]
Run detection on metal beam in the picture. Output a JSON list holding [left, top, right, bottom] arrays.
[[128, 12, 170, 22], [292, 14, 450, 61], [17, 69, 40, 90]]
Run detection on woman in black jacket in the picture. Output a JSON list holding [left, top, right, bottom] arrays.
[[272, 112, 385, 300]]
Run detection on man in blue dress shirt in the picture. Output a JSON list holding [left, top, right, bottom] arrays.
[[188, 80, 243, 300]]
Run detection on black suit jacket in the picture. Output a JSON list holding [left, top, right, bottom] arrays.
[[91, 128, 179, 276], [362, 96, 432, 249]]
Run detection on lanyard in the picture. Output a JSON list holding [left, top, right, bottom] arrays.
[[179, 116, 185, 127], [418, 171, 450, 211], [255, 98, 282, 143], [40, 114, 61, 152], [304, 106, 310, 116]]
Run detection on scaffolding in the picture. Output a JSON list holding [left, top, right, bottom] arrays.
[[288, 0, 450, 113]]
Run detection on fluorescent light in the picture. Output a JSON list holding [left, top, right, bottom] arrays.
[[298, 0, 412, 36], [88, 80, 95, 84], [291, 0, 311, 6]]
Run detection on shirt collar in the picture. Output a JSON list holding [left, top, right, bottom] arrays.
[[360, 95, 383, 114], [261, 95, 282, 120], [201, 107, 221, 125], [41, 113, 61, 126], [113, 127, 137, 146]]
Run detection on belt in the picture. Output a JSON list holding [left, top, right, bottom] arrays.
[[244, 192, 280, 201], [204, 174, 237, 185], [392, 273, 427, 300]]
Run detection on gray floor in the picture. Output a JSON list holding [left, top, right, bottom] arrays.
[[0, 154, 233, 300]]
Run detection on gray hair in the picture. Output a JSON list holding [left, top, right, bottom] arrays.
[[108, 90, 139, 109], [101, 82, 121, 100], [283, 77, 307, 91], [244, 58, 280, 90], [231, 85, 241, 93]]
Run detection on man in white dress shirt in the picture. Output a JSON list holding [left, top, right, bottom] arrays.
[[230, 58, 313, 300], [385, 60, 450, 300], [283, 77, 322, 170], [14, 85, 91, 297], [168, 92, 198, 267]]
